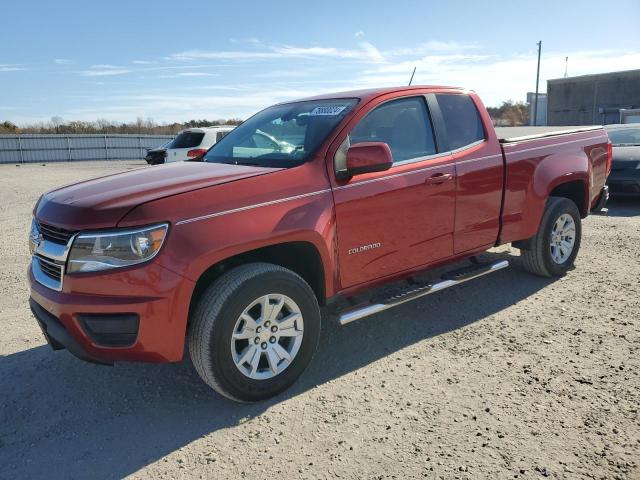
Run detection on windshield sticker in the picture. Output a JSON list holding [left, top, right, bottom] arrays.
[[309, 105, 348, 116]]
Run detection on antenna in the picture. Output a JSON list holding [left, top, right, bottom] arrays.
[[408, 66, 416, 86], [564, 56, 569, 78]]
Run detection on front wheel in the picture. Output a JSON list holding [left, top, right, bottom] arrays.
[[188, 263, 321, 402], [519, 196, 582, 277]]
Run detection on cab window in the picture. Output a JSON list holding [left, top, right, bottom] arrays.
[[434, 94, 485, 151], [350, 97, 437, 163]]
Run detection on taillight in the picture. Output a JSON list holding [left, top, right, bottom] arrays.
[[187, 148, 208, 158], [606, 141, 612, 176]]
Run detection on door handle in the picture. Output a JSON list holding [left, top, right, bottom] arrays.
[[425, 173, 454, 185]]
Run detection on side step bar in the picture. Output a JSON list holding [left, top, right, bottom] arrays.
[[338, 260, 509, 325]]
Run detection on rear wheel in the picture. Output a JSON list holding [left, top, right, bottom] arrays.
[[519, 196, 582, 277], [188, 263, 321, 402]]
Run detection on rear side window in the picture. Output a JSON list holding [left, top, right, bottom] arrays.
[[435, 94, 485, 150], [216, 131, 229, 142], [167, 131, 205, 149], [350, 97, 437, 163]]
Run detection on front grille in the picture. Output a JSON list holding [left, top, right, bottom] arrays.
[[35, 255, 63, 281], [37, 221, 76, 245]]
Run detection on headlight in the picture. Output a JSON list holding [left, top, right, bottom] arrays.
[[67, 223, 168, 273], [29, 218, 41, 254]]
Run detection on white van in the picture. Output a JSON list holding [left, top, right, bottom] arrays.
[[165, 126, 235, 163]]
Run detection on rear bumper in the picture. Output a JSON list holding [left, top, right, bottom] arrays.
[[28, 261, 195, 363], [592, 185, 609, 212], [607, 170, 640, 196]]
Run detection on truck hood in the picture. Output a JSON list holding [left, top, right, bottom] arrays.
[[36, 162, 281, 230]]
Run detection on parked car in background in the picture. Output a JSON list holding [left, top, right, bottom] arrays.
[[144, 141, 170, 165], [605, 124, 640, 197], [28, 86, 610, 402], [164, 126, 234, 163]]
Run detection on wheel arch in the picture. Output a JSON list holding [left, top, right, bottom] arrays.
[[513, 179, 587, 250], [548, 179, 589, 217], [188, 240, 328, 325]]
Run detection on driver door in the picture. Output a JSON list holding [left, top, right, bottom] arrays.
[[332, 96, 456, 288]]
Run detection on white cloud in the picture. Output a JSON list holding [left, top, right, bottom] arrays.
[[177, 72, 220, 77], [159, 72, 221, 78], [82, 70, 131, 76], [354, 31, 365, 37], [60, 89, 320, 122], [357, 48, 640, 106], [54, 58, 74, 65], [358, 42, 385, 64], [91, 64, 122, 69], [170, 41, 386, 63], [169, 50, 281, 60], [167, 39, 485, 66], [253, 70, 311, 79], [0, 64, 26, 72], [81, 65, 131, 76], [15, 40, 640, 123], [385, 41, 478, 56]]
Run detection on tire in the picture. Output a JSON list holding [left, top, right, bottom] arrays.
[[188, 263, 321, 402], [520, 196, 582, 277]]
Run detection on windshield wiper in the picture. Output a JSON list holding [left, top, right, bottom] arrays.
[[219, 160, 262, 166]]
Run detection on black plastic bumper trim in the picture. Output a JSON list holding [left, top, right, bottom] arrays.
[[29, 298, 112, 365], [77, 313, 139, 347], [593, 185, 609, 211]]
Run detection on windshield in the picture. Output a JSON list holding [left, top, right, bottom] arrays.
[[607, 126, 640, 146], [204, 99, 357, 167]]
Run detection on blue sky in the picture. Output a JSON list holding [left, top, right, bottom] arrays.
[[1, 0, 639, 124]]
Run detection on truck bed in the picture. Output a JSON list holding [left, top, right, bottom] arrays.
[[497, 126, 609, 245], [496, 125, 602, 143]]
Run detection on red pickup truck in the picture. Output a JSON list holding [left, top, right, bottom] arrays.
[[28, 86, 611, 401]]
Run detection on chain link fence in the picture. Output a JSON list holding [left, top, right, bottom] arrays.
[[0, 134, 175, 164]]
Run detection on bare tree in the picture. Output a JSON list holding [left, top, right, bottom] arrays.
[[13, 117, 243, 135], [51, 116, 64, 134]]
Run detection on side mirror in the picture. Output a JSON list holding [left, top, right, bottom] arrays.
[[342, 142, 393, 179]]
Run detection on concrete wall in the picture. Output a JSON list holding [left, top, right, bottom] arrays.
[[547, 69, 640, 126]]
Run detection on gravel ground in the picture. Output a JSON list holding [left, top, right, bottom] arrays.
[[0, 161, 638, 480]]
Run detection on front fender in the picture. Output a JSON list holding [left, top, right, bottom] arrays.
[[145, 190, 338, 299]]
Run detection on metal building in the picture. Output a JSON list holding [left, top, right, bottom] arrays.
[[526, 92, 548, 126], [547, 69, 640, 125]]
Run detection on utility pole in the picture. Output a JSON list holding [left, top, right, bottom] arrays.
[[533, 41, 542, 126], [564, 56, 568, 78]]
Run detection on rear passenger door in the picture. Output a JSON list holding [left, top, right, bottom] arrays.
[[332, 96, 456, 288], [430, 93, 504, 253]]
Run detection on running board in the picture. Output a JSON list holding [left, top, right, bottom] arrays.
[[338, 260, 509, 325]]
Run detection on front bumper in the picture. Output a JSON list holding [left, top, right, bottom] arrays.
[[28, 261, 195, 363], [30, 297, 112, 365], [607, 169, 640, 196]]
